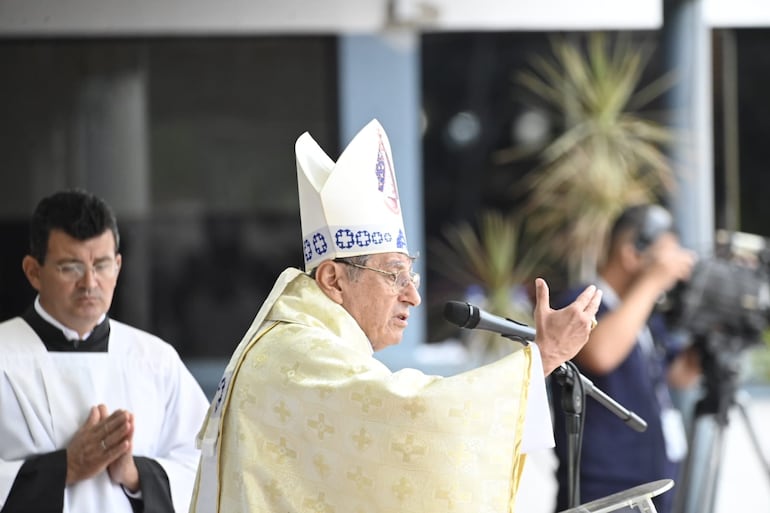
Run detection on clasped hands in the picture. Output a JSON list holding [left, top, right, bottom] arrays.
[[65, 404, 140, 492]]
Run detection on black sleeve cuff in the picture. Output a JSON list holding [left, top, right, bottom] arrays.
[[1, 450, 67, 513], [131, 456, 174, 513]]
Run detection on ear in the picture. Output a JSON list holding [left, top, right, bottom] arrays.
[[115, 253, 123, 277], [618, 240, 641, 272], [22, 255, 43, 292], [314, 260, 345, 304]]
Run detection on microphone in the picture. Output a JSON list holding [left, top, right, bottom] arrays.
[[443, 300, 535, 342]]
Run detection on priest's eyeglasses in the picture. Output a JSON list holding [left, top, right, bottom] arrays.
[[338, 261, 420, 293], [55, 259, 119, 281]]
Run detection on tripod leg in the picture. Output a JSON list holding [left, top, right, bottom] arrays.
[[700, 420, 726, 513], [733, 390, 770, 481], [672, 417, 698, 513], [673, 414, 726, 513]]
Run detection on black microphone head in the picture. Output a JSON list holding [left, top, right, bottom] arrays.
[[443, 301, 479, 329]]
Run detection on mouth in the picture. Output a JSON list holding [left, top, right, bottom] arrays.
[[75, 294, 101, 303]]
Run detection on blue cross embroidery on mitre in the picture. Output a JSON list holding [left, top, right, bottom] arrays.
[[331, 227, 397, 251], [304, 233, 330, 263], [304, 225, 405, 265], [335, 229, 356, 249]]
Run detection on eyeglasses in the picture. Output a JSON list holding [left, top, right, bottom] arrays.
[[54, 260, 119, 282], [338, 260, 420, 293]]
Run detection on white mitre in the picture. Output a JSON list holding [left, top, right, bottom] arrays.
[[296, 119, 409, 272]]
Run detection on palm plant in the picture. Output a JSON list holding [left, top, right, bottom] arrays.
[[501, 32, 678, 282], [429, 210, 549, 359]]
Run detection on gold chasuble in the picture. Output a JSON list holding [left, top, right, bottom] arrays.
[[191, 268, 533, 513]]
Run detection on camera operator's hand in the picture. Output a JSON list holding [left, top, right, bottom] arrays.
[[668, 345, 702, 389], [642, 232, 697, 292]]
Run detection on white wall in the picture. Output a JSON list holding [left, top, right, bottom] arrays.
[[704, 0, 770, 28], [0, 0, 389, 35], [0, 0, 664, 36]]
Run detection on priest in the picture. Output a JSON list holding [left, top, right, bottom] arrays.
[[0, 190, 210, 513]]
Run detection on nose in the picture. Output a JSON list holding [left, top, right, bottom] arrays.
[[78, 267, 99, 288], [400, 281, 421, 306]]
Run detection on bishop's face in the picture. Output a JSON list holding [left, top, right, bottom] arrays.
[[337, 252, 421, 351], [23, 229, 121, 337]]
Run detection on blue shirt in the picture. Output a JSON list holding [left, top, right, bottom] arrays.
[[551, 284, 680, 513]]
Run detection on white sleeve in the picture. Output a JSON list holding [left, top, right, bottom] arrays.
[[520, 344, 555, 453], [153, 355, 210, 512]]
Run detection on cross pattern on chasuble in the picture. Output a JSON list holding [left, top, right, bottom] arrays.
[[449, 400, 483, 425], [435, 487, 473, 510], [307, 413, 335, 440], [391, 477, 415, 501], [390, 433, 427, 463], [302, 492, 332, 513], [402, 397, 427, 419], [265, 437, 297, 464], [446, 443, 475, 468], [346, 466, 374, 491], [280, 362, 301, 384], [352, 427, 373, 451], [312, 454, 331, 478], [263, 479, 281, 501], [350, 386, 383, 413], [273, 400, 291, 423]]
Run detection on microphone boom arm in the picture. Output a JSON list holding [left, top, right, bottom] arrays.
[[552, 363, 647, 432]]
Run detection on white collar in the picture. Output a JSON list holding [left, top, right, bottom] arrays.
[[34, 296, 106, 341], [595, 277, 620, 309]]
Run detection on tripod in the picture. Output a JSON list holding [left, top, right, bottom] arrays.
[[672, 332, 770, 513]]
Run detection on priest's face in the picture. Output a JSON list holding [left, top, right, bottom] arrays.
[[337, 252, 421, 351], [24, 229, 121, 337]]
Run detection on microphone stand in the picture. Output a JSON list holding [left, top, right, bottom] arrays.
[[550, 361, 647, 509], [552, 361, 585, 508]]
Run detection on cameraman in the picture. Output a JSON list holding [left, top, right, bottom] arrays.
[[551, 204, 701, 513]]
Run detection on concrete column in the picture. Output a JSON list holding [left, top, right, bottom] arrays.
[[338, 32, 427, 368], [664, 0, 715, 255], [71, 47, 152, 329], [663, 6, 718, 513]]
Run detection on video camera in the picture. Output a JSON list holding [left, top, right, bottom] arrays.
[[662, 230, 770, 350]]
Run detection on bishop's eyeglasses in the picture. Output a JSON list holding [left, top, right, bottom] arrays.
[[337, 260, 420, 293]]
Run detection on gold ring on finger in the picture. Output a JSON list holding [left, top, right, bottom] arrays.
[[590, 317, 598, 331]]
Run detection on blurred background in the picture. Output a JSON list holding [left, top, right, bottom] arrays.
[[1, 1, 769, 511]]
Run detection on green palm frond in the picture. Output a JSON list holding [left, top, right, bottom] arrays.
[[430, 210, 542, 308], [429, 210, 548, 358], [510, 32, 676, 281]]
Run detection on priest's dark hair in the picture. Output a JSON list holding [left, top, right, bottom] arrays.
[[29, 189, 121, 264]]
